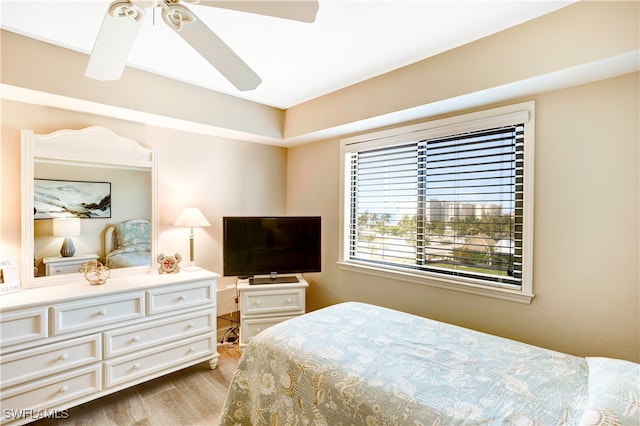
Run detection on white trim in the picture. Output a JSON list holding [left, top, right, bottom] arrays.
[[339, 101, 535, 302], [337, 261, 534, 304], [342, 104, 532, 151]]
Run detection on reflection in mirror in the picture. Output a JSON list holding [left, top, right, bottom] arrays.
[[21, 126, 157, 289], [33, 164, 151, 276]]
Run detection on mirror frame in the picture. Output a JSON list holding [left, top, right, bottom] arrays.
[[21, 126, 158, 289]]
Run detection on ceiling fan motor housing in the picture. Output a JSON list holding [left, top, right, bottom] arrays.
[[130, 0, 158, 9]]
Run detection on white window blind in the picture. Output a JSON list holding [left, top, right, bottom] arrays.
[[343, 107, 531, 291]]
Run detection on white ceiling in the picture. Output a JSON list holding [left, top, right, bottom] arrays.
[[1, 0, 576, 109]]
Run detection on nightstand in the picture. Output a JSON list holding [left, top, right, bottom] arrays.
[[42, 253, 99, 276], [237, 275, 308, 348]]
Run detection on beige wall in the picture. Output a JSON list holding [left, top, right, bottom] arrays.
[[287, 73, 640, 363], [0, 30, 284, 142], [1, 100, 288, 289]]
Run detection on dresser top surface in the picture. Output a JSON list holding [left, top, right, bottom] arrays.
[[0, 269, 219, 311]]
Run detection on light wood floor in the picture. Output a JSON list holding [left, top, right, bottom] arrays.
[[33, 344, 242, 426]]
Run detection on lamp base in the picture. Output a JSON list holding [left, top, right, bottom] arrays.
[[60, 237, 76, 257]]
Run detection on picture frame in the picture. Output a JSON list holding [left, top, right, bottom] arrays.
[[34, 179, 111, 219], [0, 257, 20, 295]]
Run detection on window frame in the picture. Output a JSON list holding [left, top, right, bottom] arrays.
[[338, 102, 535, 303]]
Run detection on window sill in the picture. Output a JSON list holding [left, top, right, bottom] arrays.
[[337, 261, 534, 304]]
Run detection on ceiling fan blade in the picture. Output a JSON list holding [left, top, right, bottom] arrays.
[[85, 1, 145, 81], [197, 1, 319, 23], [165, 5, 262, 91]]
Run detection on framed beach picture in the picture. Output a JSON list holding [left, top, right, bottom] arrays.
[[34, 179, 111, 219]]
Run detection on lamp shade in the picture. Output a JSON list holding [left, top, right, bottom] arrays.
[[53, 217, 81, 237], [174, 208, 211, 228]]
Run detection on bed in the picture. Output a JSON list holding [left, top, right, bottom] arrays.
[[104, 218, 151, 268], [219, 302, 639, 425]]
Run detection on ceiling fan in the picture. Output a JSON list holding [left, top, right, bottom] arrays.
[[85, 0, 319, 91]]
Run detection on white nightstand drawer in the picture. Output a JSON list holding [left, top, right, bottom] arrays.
[[52, 293, 145, 335], [104, 310, 215, 358], [146, 280, 214, 315], [43, 254, 99, 276], [47, 263, 83, 276], [0, 364, 101, 416], [241, 315, 298, 342], [242, 289, 305, 316], [1, 335, 101, 388], [0, 307, 48, 348], [104, 335, 215, 387]]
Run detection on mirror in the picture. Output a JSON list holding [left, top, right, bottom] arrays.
[[21, 126, 158, 289]]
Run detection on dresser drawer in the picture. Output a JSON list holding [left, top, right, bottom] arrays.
[[0, 364, 101, 417], [146, 280, 214, 315], [241, 315, 298, 342], [1, 335, 101, 388], [52, 293, 145, 335], [0, 307, 48, 348], [104, 335, 215, 388], [242, 288, 305, 316], [103, 310, 215, 358]]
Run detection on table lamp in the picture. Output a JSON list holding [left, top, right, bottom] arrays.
[[53, 217, 81, 257], [174, 207, 211, 271]]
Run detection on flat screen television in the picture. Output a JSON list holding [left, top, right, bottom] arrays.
[[223, 216, 321, 284]]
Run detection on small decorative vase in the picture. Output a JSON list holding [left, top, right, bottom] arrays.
[[79, 260, 110, 285]]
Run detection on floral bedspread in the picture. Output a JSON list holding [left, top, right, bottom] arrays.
[[219, 302, 638, 425]]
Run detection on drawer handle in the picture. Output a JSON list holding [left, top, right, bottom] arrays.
[[59, 386, 69, 393], [131, 336, 140, 343], [178, 295, 186, 301], [285, 298, 292, 303], [255, 300, 262, 305], [59, 353, 69, 361], [187, 322, 194, 329], [98, 310, 107, 316], [133, 363, 140, 370], [187, 347, 195, 353], [256, 327, 262, 332]]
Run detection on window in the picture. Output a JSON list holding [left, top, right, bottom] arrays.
[[339, 103, 534, 303]]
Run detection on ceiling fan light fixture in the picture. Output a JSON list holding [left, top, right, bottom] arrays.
[[160, 2, 196, 31], [109, 0, 146, 22]]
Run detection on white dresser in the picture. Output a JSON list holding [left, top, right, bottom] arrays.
[[237, 275, 308, 348], [0, 270, 218, 425]]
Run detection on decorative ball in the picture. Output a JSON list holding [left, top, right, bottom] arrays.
[[80, 260, 111, 285]]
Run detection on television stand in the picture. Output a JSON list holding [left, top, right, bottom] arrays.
[[250, 275, 300, 285], [237, 274, 308, 348]]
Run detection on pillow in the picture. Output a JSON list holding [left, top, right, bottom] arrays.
[[115, 220, 150, 247], [579, 357, 640, 426]]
